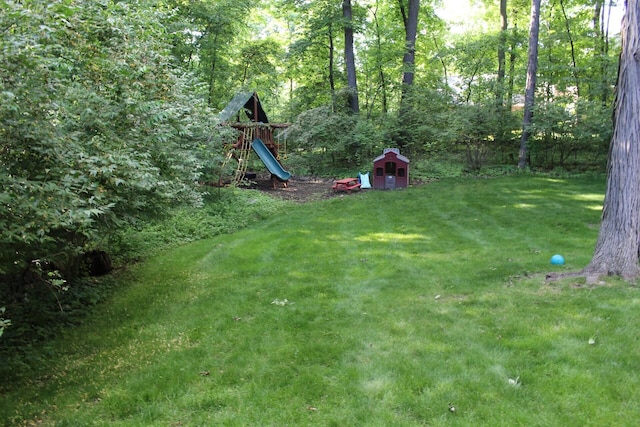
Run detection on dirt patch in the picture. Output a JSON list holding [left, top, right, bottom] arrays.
[[252, 174, 361, 203]]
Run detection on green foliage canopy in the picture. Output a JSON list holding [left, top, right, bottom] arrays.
[[0, 0, 216, 284]]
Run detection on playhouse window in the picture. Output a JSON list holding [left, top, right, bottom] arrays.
[[385, 162, 396, 175], [398, 168, 405, 177], [376, 167, 383, 176]]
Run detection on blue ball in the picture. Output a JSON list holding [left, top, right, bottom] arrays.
[[550, 254, 565, 265]]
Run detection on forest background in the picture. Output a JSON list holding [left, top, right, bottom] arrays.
[[0, 0, 623, 342]]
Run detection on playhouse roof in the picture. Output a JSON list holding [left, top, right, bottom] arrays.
[[217, 91, 269, 123], [374, 148, 409, 164]]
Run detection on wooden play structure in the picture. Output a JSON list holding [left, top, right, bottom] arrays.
[[217, 92, 290, 187], [373, 148, 410, 189]]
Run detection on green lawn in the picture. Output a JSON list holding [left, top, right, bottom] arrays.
[[3, 175, 640, 426]]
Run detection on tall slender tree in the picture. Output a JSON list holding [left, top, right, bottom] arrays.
[[369, 1, 390, 115], [176, 0, 252, 107], [396, 0, 420, 150], [399, 0, 420, 91], [496, 0, 508, 107], [559, 0, 580, 97], [343, 0, 360, 113], [518, 0, 541, 169]]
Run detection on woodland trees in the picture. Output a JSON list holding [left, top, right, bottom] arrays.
[[160, 0, 620, 169], [344, 0, 361, 113], [518, 0, 542, 169]]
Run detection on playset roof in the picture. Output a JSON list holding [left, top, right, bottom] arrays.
[[217, 91, 269, 123], [373, 148, 409, 164]]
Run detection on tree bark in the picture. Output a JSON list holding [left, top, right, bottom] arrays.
[[507, 9, 518, 112], [343, 0, 360, 113], [559, 0, 580, 98], [371, 2, 388, 114], [433, 36, 449, 97], [496, 0, 508, 107], [208, 33, 219, 107], [518, 0, 541, 169], [582, 0, 640, 282], [396, 0, 420, 151], [328, 23, 336, 109], [597, 0, 615, 105], [399, 0, 420, 90]]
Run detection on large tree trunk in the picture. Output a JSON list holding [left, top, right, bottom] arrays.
[[518, 0, 541, 169], [399, 0, 420, 91], [343, 0, 360, 114], [582, 0, 640, 282], [396, 0, 420, 150]]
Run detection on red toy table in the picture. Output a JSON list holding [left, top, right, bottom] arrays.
[[332, 178, 361, 193]]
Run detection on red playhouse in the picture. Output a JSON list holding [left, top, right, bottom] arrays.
[[373, 148, 410, 189]]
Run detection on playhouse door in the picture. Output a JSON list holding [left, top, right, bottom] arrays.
[[385, 175, 396, 189], [384, 161, 397, 189]]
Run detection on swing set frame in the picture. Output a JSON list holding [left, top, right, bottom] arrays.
[[217, 92, 290, 186]]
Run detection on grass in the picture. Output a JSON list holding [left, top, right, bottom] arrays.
[[3, 175, 640, 426]]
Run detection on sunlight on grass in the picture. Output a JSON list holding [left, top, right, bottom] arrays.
[[8, 175, 640, 427], [541, 178, 568, 183], [571, 193, 604, 202], [355, 232, 429, 242]]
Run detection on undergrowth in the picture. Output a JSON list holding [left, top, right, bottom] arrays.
[[108, 187, 288, 263], [0, 188, 288, 370]]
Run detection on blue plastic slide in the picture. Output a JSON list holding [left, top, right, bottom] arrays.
[[251, 138, 291, 181]]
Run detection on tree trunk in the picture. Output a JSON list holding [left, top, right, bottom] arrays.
[[598, 0, 615, 105], [372, 2, 388, 114], [559, 0, 580, 98], [582, 0, 640, 282], [507, 9, 518, 112], [594, 0, 602, 36], [496, 0, 508, 107], [594, 0, 604, 103], [396, 0, 420, 151], [208, 33, 219, 107], [433, 36, 449, 97], [399, 0, 420, 91], [518, 0, 541, 169], [328, 23, 336, 109], [343, 0, 360, 113]]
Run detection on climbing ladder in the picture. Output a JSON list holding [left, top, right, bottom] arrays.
[[233, 143, 251, 185], [230, 127, 254, 186], [219, 124, 288, 187]]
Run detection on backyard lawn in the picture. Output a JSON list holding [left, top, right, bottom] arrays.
[[3, 175, 640, 426]]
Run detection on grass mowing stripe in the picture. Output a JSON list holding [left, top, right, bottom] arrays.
[[8, 175, 640, 426]]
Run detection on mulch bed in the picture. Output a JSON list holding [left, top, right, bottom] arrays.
[[253, 175, 346, 203]]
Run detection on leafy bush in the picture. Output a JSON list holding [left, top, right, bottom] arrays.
[[528, 98, 611, 170], [108, 188, 288, 263], [287, 106, 383, 175], [0, 187, 287, 359], [386, 87, 455, 158], [0, 1, 218, 297]]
